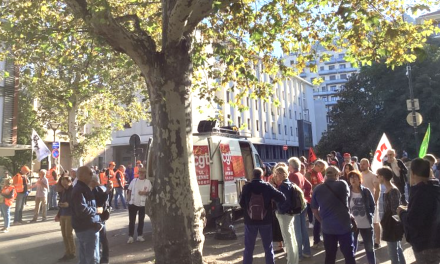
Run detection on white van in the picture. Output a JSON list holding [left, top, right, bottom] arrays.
[[145, 123, 263, 239]]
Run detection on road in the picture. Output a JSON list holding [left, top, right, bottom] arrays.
[[0, 199, 416, 264]]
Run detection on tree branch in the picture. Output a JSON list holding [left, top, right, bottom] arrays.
[[166, 0, 197, 47]]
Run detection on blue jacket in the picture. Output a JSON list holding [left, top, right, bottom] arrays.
[[276, 179, 295, 215], [399, 179, 440, 252], [71, 181, 101, 232], [349, 185, 375, 226], [240, 179, 285, 225]]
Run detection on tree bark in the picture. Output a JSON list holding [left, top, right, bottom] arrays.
[[145, 39, 205, 264]]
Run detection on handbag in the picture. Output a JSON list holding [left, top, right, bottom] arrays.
[[324, 183, 358, 233], [381, 191, 404, 242]]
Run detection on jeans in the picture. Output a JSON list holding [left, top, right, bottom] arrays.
[[243, 224, 274, 264], [306, 203, 313, 224], [99, 224, 109, 263], [128, 204, 145, 237], [114, 187, 126, 209], [354, 228, 376, 264], [76, 228, 100, 264], [48, 185, 57, 208], [294, 210, 311, 258], [323, 232, 356, 264], [313, 216, 322, 244], [60, 215, 75, 256], [387, 241, 406, 264], [13, 192, 26, 222], [0, 203, 10, 228], [276, 212, 298, 264], [33, 196, 47, 220]]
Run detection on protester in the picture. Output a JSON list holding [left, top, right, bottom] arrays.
[[239, 168, 285, 264], [266, 164, 284, 253], [90, 174, 112, 264], [359, 158, 382, 249], [30, 169, 49, 222], [0, 178, 15, 233], [12, 166, 30, 224], [125, 163, 134, 184], [342, 153, 359, 171], [383, 149, 408, 205], [274, 165, 299, 264], [47, 164, 59, 210], [340, 163, 354, 184], [72, 166, 103, 264], [127, 168, 152, 244], [105, 162, 116, 209], [57, 176, 76, 261], [311, 166, 356, 264], [305, 159, 326, 248], [288, 157, 312, 261], [398, 158, 440, 264], [377, 166, 406, 264], [348, 171, 376, 264], [113, 165, 127, 210], [423, 154, 437, 179]]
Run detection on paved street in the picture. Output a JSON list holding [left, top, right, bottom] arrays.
[[0, 199, 416, 264]]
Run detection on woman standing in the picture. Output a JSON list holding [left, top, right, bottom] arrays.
[[267, 164, 284, 253], [0, 178, 15, 233], [348, 171, 376, 264], [56, 176, 76, 261], [377, 167, 406, 264], [341, 163, 354, 184], [274, 165, 299, 264]]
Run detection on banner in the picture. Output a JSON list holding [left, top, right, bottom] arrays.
[[371, 133, 392, 174], [220, 142, 246, 181], [193, 146, 210, 185], [308, 147, 317, 163], [419, 123, 431, 158], [31, 129, 51, 162]]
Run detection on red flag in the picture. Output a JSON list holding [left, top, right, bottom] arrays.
[[308, 147, 317, 163]]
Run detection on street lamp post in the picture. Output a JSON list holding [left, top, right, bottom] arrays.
[[406, 65, 420, 152], [48, 122, 61, 174]]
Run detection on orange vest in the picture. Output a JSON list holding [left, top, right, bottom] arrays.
[[1, 185, 16, 206], [47, 168, 58, 186], [112, 170, 125, 188], [13, 173, 25, 193], [99, 172, 108, 185], [134, 167, 139, 178]]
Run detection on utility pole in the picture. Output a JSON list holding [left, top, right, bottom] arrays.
[[407, 64, 420, 152]]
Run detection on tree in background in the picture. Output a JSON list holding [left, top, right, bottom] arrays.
[[316, 39, 440, 159], [0, 0, 438, 262]]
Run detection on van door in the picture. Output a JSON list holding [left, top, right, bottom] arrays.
[[193, 136, 211, 205]]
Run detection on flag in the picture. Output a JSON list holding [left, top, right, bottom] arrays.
[[31, 129, 51, 162], [371, 133, 393, 174], [419, 123, 431, 158], [308, 147, 317, 163]]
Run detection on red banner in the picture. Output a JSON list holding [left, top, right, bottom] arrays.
[[220, 143, 234, 181], [194, 146, 210, 185]]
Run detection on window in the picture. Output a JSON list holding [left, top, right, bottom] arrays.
[[282, 91, 285, 99], [338, 53, 345, 59], [246, 98, 250, 106], [272, 122, 275, 134], [263, 102, 266, 112], [323, 97, 328, 102], [256, 120, 259, 131], [247, 118, 250, 129], [320, 66, 324, 71], [341, 85, 345, 90], [331, 96, 337, 101], [238, 116, 241, 127], [340, 73, 347, 79], [255, 100, 258, 110], [329, 75, 336, 80], [283, 108, 286, 117], [284, 125, 287, 135], [310, 77, 315, 83], [277, 108, 280, 115], [264, 121, 267, 132], [330, 85, 337, 91], [278, 124, 281, 134], [340, 64, 346, 69], [329, 65, 335, 70], [289, 109, 292, 118], [226, 91, 230, 103], [322, 87, 327, 92], [295, 111, 297, 120], [290, 60, 294, 65], [296, 127, 299, 137], [290, 127, 293, 136], [227, 114, 231, 123]]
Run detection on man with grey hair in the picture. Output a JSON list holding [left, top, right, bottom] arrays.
[[311, 166, 355, 264], [30, 169, 48, 222], [288, 157, 312, 260], [383, 149, 408, 205]]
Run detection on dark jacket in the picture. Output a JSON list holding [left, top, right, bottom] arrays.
[[59, 185, 73, 216], [239, 179, 285, 225], [71, 181, 100, 232], [383, 159, 408, 184], [276, 179, 295, 215], [93, 185, 110, 222], [399, 179, 440, 252], [349, 185, 375, 226]]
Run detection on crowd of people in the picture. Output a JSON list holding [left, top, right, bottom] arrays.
[[240, 150, 440, 264], [0, 160, 152, 264]]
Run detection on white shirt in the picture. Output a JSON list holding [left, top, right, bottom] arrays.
[[350, 192, 370, 229], [35, 177, 49, 198], [362, 170, 379, 198], [128, 178, 152, 206]]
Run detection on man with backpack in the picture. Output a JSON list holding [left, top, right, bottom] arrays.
[[240, 168, 286, 264]]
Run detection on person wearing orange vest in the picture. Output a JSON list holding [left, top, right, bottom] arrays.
[[47, 164, 59, 210], [133, 160, 142, 179], [12, 165, 30, 224], [0, 177, 16, 232], [113, 165, 127, 210], [30, 169, 49, 222], [106, 162, 116, 209]]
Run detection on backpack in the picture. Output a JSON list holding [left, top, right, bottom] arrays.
[[247, 192, 267, 221], [286, 183, 306, 215]]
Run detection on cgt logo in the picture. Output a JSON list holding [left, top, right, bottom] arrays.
[[221, 151, 232, 165], [195, 153, 210, 169]]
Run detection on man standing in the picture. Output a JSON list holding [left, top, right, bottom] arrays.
[[125, 163, 134, 184], [383, 149, 408, 205], [72, 166, 103, 264], [112, 165, 127, 210], [288, 157, 312, 260], [30, 169, 49, 222], [311, 166, 356, 264], [398, 158, 440, 264], [359, 158, 381, 249], [105, 162, 116, 209], [47, 164, 59, 210], [12, 166, 30, 224], [240, 168, 285, 264]]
